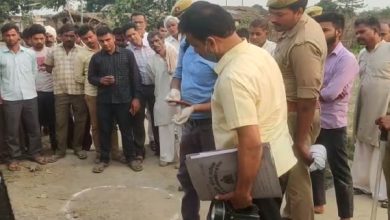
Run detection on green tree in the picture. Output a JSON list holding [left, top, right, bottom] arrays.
[[40, 0, 67, 10], [0, 0, 52, 24], [0, 0, 70, 23], [108, 0, 175, 28], [0, 0, 20, 22], [359, 7, 390, 19], [84, 0, 175, 13], [86, 0, 115, 12], [316, 0, 339, 13], [337, 0, 364, 15]]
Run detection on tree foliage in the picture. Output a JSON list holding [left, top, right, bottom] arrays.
[[1, 0, 175, 29], [316, 0, 339, 13], [315, 0, 364, 15], [40, 0, 67, 10], [107, 0, 175, 28], [0, 0, 68, 23], [359, 7, 390, 20], [86, 0, 115, 12], [337, 0, 364, 15], [0, 0, 41, 23], [0, 0, 20, 22]]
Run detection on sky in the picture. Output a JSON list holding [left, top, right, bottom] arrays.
[[208, 0, 390, 10]]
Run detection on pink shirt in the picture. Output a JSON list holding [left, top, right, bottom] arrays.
[[320, 42, 359, 129]]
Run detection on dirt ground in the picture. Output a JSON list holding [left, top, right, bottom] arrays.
[[1, 135, 387, 220], [2, 147, 189, 220]]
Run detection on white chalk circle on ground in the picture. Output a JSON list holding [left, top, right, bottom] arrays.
[[62, 185, 180, 220]]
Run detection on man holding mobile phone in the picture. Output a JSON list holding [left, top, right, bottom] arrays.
[[88, 26, 143, 173]]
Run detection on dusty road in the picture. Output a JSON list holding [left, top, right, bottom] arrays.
[[1, 144, 387, 220]]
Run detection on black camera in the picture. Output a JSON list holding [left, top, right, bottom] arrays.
[[207, 200, 260, 220]]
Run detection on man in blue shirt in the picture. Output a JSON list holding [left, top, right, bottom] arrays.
[[168, 38, 217, 220], [166, 25, 218, 220], [167, 2, 218, 219], [0, 23, 54, 171]]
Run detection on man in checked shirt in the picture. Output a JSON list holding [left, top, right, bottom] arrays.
[[88, 26, 143, 173]]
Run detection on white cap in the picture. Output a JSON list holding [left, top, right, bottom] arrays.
[[45, 25, 57, 39]]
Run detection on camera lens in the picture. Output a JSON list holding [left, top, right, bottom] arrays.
[[210, 200, 225, 220]]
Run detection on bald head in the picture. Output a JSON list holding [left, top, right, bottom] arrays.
[[380, 23, 390, 42]]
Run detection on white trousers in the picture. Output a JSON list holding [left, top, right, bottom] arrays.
[[159, 123, 181, 162], [146, 109, 154, 142], [351, 140, 387, 200]]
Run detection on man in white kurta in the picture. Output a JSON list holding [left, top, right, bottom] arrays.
[[146, 31, 180, 166], [164, 16, 181, 51], [352, 17, 390, 203]]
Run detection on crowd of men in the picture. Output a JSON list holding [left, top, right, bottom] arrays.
[[1, 0, 390, 219]]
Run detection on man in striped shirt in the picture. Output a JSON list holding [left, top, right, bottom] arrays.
[[125, 23, 159, 158]]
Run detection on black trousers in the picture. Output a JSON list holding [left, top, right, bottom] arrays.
[[37, 91, 56, 150], [133, 85, 159, 157], [310, 127, 354, 218], [177, 118, 289, 220], [97, 102, 135, 163], [252, 171, 290, 220], [177, 119, 215, 220]]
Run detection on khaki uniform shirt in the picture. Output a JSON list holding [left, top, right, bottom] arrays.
[[212, 40, 297, 176], [45, 44, 85, 95], [273, 14, 327, 102], [273, 14, 326, 145]]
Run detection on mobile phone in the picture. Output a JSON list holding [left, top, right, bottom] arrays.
[[168, 100, 191, 106]]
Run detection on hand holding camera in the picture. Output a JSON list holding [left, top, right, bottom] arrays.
[[208, 199, 260, 220]]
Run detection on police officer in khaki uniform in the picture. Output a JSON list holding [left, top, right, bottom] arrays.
[[305, 6, 323, 18], [267, 0, 327, 219], [171, 0, 193, 17]]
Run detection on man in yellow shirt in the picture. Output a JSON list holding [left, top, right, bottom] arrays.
[[180, 2, 297, 219]]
